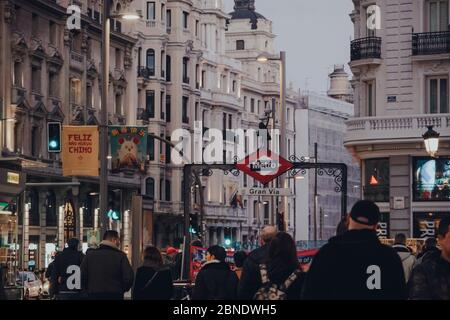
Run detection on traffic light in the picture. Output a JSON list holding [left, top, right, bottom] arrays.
[[107, 190, 122, 221], [47, 122, 61, 153], [189, 214, 199, 234]]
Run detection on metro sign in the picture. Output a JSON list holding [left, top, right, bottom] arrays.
[[236, 149, 293, 185]]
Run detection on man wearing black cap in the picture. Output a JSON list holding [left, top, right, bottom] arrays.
[[301, 200, 407, 300]]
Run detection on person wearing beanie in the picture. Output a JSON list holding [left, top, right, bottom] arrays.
[[51, 238, 85, 300], [301, 200, 407, 300]]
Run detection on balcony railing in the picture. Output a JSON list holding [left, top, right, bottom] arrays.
[[350, 37, 382, 61], [412, 31, 450, 55], [182, 116, 189, 124], [363, 185, 389, 203], [146, 20, 156, 28], [138, 67, 155, 79], [345, 114, 450, 145], [183, 77, 190, 84]]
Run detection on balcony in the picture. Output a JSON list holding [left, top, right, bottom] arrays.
[[363, 185, 389, 203], [183, 77, 190, 85], [11, 86, 26, 105], [138, 67, 155, 79], [345, 114, 450, 146], [182, 116, 189, 124], [350, 37, 382, 67], [412, 31, 450, 59], [146, 20, 156, 28]]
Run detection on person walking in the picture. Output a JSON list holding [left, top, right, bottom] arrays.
[[52, 238, 84, 300], [301, 200, 407, 300], [191, 245, 239, 300], [415, 237, 441, 266], [133, 246, 173, 300], [233, 251, 247, 280], [80, 230, 134, 300], [249, 232, 305, 300], [408, 217, 450, 300], [238, 226, 277, 299], [392, 233, 416, 283]]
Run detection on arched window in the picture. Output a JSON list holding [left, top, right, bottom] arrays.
[[45, 191, 56, 227], [146, 49, 155, 76], [146, 177, 155, 199]]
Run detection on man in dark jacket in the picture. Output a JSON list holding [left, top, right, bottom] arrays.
[[80, 230, 134, 300], [408, 217, 450, 300], [415, 237, 441, 265], [52, 238, 84, 300], [192, 245, 238, 300], [238, 226, 277, 299], [302, 200, 407, 300], [0, 265, 6, 300]]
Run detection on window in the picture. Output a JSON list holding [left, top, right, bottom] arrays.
[[146, 178, 155, 198], [428, 0, 448, 32], [146, 90, 155, 118], [232, 80, 237, 93], [146, 1, 155, 20], [115, 94, 122, 115], [146, 49, 155, 76], [160, 91, 165, 120], [202, 71, 206, 88], [48, 72, 58, 97], [165, 180, 171, 201], [183, 57, 189, 83], [148, 135, 155, 161], [161, 3, 165, 21], [263, 202, 269, 225], [236, 40, 245, 50], [183, 11, 189, 29], [253, 200, 259, 222], [244, 96, 247, 111], [366, 81, 376, 116], [165, 136, 171, 164], [166, 55, 171, 81], [13, 61, 22, 86], [428, 76, 448, 113], [257, 100, 261, 115], [182, 97, 189, 123], [32, 14, 39, 37], [364, 158, 390, 202], [196, 20, 199, 37], [251, 98, 255, 113], [45, 191, 56, 227], [86, 84, 93, 109], [161, 51, 165, 77], [166, 95, 171, 122], [31, 126, 40, 157], [166, 9, 171, 27], [159, 179, 164, 201], [138, 47, 142, 69], [32, 66, 41, 93], [49, 21, 56, 45], [28, 189, 40, 226], [115, 48, 121, 69]]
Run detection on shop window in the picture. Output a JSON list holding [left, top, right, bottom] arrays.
[[363, 158, 390, 202]]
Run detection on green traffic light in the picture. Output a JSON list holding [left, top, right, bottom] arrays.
[[49, 140, 58, 149]]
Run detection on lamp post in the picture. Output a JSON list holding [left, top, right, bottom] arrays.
[[99, 1, 140, 237], [256, 51, 287, 230], [422, 126, 440, 158]]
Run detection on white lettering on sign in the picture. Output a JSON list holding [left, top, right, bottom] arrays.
[[420, 220, 436, 238], [240, 188, 293, 196]]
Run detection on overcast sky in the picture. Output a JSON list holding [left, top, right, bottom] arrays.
[[224, 0, 354, 94]]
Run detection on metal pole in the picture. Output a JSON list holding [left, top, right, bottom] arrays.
[[313, 143, 318, 242], [279, 51, 287, 231], [100, 0, 111, 237], [182, 165, 192, 281], [341, 164, 348, 219]]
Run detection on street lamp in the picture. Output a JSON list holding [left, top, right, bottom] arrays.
[[423, 126, 440, 157], [256, 51, 287, 230], [100, 1, 141, 237]]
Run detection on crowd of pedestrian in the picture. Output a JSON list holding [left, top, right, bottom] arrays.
[[3, 199, 448, 301]]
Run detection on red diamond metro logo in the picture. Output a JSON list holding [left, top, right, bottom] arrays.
[[236, 149, 293, 185]]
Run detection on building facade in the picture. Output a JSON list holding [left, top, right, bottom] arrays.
[[0, 0, 139, 269], [346, 0, 450, 239]]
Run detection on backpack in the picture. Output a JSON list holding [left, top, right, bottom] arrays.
[[253, 264, 301, 300]]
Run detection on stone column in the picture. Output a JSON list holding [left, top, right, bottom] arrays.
[[22, 203, 30, 269]]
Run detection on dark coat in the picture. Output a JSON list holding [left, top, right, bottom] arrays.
[[192, 260, 239, 300], [301, 229, 407, 300], [241, 257, 305, 300], [133, 265, 173, 300], [408, 251, 450, 300], [51, 248, 84, 292], [80, 243, 134, 298], [238, 245, 270, 299], [0, 267, 6, 300]]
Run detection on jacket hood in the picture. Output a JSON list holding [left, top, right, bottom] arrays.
[[99, 240, 121, 252], [392, 244, 412, 254], [329, 229, 379, 246]]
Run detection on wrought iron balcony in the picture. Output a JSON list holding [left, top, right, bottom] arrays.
[[412, 31, 450, 55], [138, 67, 155, 79], [182, 116, 189, 124], [350, 37, 382, 61]]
